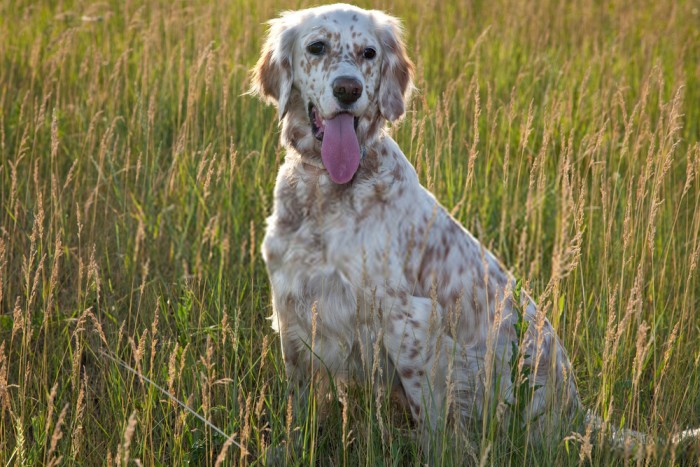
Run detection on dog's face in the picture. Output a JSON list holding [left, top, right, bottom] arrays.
[[252, 4, 414, 183]]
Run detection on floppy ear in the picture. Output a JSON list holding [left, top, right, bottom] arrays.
[[375, 13, 415, 122], [250, 14, 298, 119]]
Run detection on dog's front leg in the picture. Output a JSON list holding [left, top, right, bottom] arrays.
[[382, 295, 449, 443]]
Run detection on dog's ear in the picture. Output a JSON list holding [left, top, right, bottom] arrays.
[[374, 13, 415, 122], [250, 14, 298, 120]]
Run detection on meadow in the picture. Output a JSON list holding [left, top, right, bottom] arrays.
[[0, 0, 699, 464]]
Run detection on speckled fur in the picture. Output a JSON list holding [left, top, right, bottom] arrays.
[[252, 3, 580, 441]]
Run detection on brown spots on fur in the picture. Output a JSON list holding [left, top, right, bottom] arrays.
[[278, 211, 303, 232], [353, 43, 366, 57], [448, 290, 462, 310], [276, 190, 304, 233], [404, 266, 417, 286], [356, 178, 389, 225], [410, 400, 421, 416], [360, 150, 380, 174], [489, 261, 509, 289], [390, 163, 406, 181], [301, 58, 312, 75], [447, 219, 461, 235], [475, 269, 486, 289], [401, 367, 414, 378], [417, 245, 438, 289], [380, 94, 394, 117], [373, 182, 388, 202], [364, 113, 384, 141], [471, 289, 484, 317]]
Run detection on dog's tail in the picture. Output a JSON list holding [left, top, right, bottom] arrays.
[[581, 410, 700, 458]]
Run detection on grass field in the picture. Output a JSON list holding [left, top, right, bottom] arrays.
[[1, 0, 699, 464]]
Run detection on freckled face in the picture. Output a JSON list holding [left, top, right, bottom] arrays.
[[293, 11, 382, 121]]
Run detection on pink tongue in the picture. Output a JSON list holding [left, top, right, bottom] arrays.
[[321, 113, 361, 184]]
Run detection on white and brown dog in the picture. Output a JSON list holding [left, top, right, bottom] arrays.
[[251, 3, 697, 450]]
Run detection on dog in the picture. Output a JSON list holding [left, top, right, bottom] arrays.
[[251, 3, 699, 452]]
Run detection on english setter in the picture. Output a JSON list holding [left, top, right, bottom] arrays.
[[251, 3, 698, 450]]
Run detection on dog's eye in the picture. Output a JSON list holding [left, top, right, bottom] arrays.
[[307, 41, 326, 56], [363, 47, 377, 59]]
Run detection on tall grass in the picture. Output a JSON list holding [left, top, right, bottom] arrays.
[[0, 0, 698, 464]]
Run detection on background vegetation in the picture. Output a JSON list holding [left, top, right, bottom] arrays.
[[0, 0, 698, 464]]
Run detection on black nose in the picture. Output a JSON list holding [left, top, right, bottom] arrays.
[[333, 76, 363, 105]]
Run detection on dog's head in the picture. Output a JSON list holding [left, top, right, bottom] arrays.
[[251, 4, 414, 183]]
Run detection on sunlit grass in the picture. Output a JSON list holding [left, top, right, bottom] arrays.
[[0, 0, 698, 464]]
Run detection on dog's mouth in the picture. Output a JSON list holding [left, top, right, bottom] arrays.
[[308, 103, 361, 184], [308, 103, 359, 141]]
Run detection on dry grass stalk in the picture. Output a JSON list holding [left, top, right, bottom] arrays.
[[71, 371, 87, 458], [255, 336, 269, 420], [239, 392, 253, 466], [117, 411, 139, 467], [71, 338, 83, 393], [43, 382, 58, 462], [310, 301, 318, 377], [149, 305, 159, 375], [285, 393, 294, 458], [0, 343, 10, 420], [579, 420, 594, 465], [43, 235, 63, 328], [46, 404, 69, 467], [214, 433, 238, 467], [167, 342, 180, 405], [372, 326, 387, 445], [0, 238, 6, 308], [11, 296, 23, 344], [652, 321, 680, 419]]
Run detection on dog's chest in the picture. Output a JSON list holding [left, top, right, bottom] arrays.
[[263, 164, 404, 278], [261, 170, 392, 373]]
